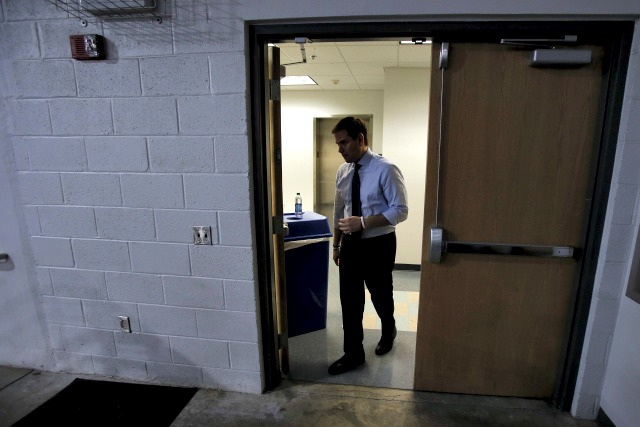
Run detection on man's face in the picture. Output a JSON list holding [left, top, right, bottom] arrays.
[[334, 130, 365, 164]]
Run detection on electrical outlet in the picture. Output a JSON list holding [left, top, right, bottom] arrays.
[[118, 316, 131, 333], [193, 226, 212, 245]]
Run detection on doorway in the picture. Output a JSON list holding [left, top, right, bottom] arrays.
[[249, 21, 631, 409]]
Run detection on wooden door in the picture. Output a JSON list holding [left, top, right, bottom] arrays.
[[414, 42, 604, 397]]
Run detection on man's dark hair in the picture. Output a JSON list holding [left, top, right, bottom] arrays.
[[332, 116, 368, 146]]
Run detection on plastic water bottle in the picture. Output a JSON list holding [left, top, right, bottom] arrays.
[[294, 193, 303, 218]]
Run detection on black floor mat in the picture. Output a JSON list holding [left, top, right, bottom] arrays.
[[12, 378, 198, 426]]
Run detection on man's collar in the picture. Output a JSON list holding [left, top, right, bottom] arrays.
[[354, 148, 372, 167]]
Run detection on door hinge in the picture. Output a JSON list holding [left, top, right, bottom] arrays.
[[269, 79, 280, 101], [273, 215, 284, 234]]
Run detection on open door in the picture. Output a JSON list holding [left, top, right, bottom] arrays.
[[415, 41, 605, 397], [267, 46, 289, 374]]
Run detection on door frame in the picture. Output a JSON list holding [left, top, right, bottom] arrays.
[[248, 20, 633, 409]]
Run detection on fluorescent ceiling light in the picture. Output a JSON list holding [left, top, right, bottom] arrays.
[[400, 39, 432, 45], [281, 75, 317, 86]]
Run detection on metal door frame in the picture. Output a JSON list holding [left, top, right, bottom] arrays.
[[248, 21, 633, 410]]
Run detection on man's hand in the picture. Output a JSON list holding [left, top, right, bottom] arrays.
[[338, 216, 362, 235]]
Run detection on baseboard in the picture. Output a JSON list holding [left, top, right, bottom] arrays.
[[394, 264, 420, 271], [596, 408, 616, 427]]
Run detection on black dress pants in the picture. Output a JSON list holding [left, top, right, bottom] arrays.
[[339, 232, 396, 358]]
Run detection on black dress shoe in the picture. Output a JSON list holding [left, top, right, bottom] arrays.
[[375, 326, 397, 356], [328, 354, 365, 375]]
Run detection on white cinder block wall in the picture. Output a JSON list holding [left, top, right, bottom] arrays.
[[1, 0, 640, 420], [0, 0, 261, 393]]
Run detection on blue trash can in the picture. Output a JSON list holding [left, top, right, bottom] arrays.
[[283, 211, 332, 338]]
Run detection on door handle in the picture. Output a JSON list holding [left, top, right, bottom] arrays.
[[444, 242, 574, 258], [428, 229, 575, 263], [0, 253, 8, 263]]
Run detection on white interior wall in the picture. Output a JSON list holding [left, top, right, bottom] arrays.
[[381, 68, 430, 265]]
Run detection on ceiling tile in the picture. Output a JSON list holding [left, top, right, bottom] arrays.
[[339, 45, 398, 63]]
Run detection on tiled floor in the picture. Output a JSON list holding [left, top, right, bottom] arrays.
[[363, 290, 419, 331]]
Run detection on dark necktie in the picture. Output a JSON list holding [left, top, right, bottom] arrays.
[[351, 163, 362, 237]]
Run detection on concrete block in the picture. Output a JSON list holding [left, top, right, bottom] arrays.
[[11, 137, 31, 170], [202, 368, 262, 394], [60, 325, 116, 356], [218, 211, 252, 246], [39, 206, 97, 238], [214, 135, 249, 173], [113, 98, 178, 135], [36, 267, 53, 295], [141, 55, 209, 96], [10, 100, 52, 135], [573, 393, 599, 419], [625, 98, 640, 142], [190, 245, 253, 280], [121, 173, 183, 208], [223, 280, 256, 312], [209, 53, 247, 94], [95, 207, 155, 241], [115, 332, 172, 362], [184, 174, 249, 210], [77, 59, 142, 97], [42, 296, 85, 326], [619, 142, 640, 185], [130, 242, 191, 275], [585, 332, 612, 365], [579, 364, 606, 395], [17, 172, 63, 205], [177, 95, 246, 135], [13, 60, 76, 98], [229, 342, 260, 371], [82, 299, 140, 331], [28, 137, 87, 172], [93, 356, 148, 381], [148, 136, 215, 172], [196, 309, 258, 342], [50, 268, 107, 300], [61, 173, 122, 206], [591, 298, 621, 333], [50, 99, 114, 136], [604, 224, 634, 263], [173, 18, 244, 54], [170, 336, 229, 368], [48, 325, 63, 351], [154, 209, 217, 244], [72, 239, 131, 272], [85, 137, 148, 172], [102, 20, 174, 58], [23, 205, 42, 235], [598, 262, 626, 300], [138, 304, 198, 337], [30, 236, 74, 267], [147, 361, 204, 388], [53, 351, 95, 374], [38, 19, 103, 59], [163, 276, 224, 309], [611, 184, 638, 225], [0, 22, 39, 59], [106, 271, 164, 304], [5, 0, 68, 20]]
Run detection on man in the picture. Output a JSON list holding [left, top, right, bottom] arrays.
[[329, 116, 408, 375]]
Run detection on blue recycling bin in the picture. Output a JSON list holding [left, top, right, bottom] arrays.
[[283, 211, 332, 338]]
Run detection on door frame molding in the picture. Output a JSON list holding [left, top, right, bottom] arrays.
[[248, 20, 633, 409]]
